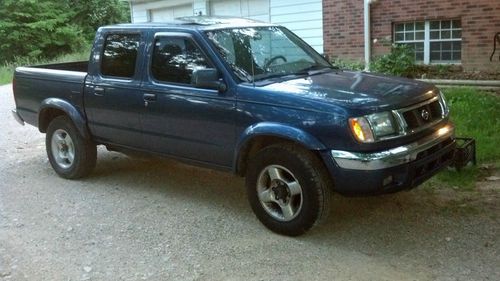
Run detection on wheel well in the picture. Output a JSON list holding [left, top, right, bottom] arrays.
[[39, 108, 66, 133], [237, 136, 297, 176]]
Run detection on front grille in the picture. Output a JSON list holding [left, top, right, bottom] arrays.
[[402, 100, 442, 130], [390, 95, 447, 137]]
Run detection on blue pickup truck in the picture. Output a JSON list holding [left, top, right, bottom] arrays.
[[12, 16, 456, 236]]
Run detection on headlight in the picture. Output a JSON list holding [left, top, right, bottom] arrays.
[[349, 112, 397, 143], [366, 111, 397, 138]]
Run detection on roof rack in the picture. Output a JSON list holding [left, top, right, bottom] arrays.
[[175, 16, 263, 26]]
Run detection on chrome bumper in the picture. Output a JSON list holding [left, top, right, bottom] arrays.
[[331, 124, 454, 170], [11, 109, 25, 125]]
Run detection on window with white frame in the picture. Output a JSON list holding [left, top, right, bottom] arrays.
[[394, 20, 462, 64]]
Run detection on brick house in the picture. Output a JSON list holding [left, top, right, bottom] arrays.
[[128, 0, 500, 72], [324, 0, 500, 72]]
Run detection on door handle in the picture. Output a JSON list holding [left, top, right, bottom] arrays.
[[143, 93, 157, 102], [94, 87, 105, 96], [143, 93, 157, 107]]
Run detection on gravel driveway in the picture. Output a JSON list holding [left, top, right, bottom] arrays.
[[0, 83, 498, 281]]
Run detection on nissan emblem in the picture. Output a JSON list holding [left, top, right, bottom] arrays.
[[421, 109, 430, 121]]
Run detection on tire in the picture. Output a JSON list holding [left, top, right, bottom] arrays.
[[246, 144, 331, 236], [46, 115, 96, 179]]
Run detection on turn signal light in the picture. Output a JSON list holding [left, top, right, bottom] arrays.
[[349, 117, 374, 143]]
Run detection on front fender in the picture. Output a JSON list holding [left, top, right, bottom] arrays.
[[39, 98, 89, 139], [233, 122, 327, 172]]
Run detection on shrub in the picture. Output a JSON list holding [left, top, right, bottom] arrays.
[[370, 44, 416, 77], [331, 58, 365, 71]]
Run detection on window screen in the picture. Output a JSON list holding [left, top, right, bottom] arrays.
[[101, 34, 140, 78], [151, 37, 211, 84]]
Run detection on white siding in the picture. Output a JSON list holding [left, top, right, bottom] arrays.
[[270, 0, 323, 53], [209, 0, 270, 22], [193, 0, 209, 16], [131, 3, 149, 23], [131, 0, 194, 22], [150, 4, 194, 21]]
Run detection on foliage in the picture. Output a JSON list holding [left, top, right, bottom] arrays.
[[331, 58, 364, 71], [370, 44, 416, 77], [0, 0, 84, 63], [67, 0, 130, 41], [0, 0, 129, 64]]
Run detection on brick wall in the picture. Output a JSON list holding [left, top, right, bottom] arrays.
[[323, 0, 500, 72]]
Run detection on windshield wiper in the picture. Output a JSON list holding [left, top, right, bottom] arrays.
[[253, 72, 300, 82], [295, 64, 338, 75]]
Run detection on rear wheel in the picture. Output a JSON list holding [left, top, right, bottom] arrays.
[[46, 116, 96, 179], [246, 144, 331, 236]]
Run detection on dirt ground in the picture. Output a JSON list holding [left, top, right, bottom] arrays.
[[0, 84, 499, 281]]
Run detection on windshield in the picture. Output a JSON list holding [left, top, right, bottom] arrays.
[[205, 26, 332, 82]]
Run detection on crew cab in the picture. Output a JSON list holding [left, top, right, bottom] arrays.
[[12, 16, 456, 236]]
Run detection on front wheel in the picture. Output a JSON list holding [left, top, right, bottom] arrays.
[[46, 116, 96, 179], [246, 144, 331, 236]]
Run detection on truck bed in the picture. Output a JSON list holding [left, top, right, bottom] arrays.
[[30, 61, 89, 72], [13, 61, 89, 127]]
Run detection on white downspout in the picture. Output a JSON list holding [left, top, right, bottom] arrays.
[[129, 1, 134, 23], [364, 0, 373, 71]]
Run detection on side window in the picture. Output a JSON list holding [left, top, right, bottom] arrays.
[[151, 36, 212, 85], [101, 34, 140, 78], [208, 30, 236, 64]]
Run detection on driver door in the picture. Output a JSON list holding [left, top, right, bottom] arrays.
[[140, 32, 236, 167]]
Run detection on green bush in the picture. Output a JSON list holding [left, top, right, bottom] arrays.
[[331, 58, 365, 71], [370, 44, 416, 77]]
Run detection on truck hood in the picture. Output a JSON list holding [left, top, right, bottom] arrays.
[[260, 70, 437, 112]]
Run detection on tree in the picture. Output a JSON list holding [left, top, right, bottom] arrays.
[[0, 0, 130, 63], [67, 0, 130, 41], [0, 0, 84, 63]]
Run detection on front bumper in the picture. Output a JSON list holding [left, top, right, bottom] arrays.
[[324, 123, 456, 195]]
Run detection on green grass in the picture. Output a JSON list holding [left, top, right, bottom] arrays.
[[446, 88, 500, 164], [0, 50, 90, 85], [424, 87, 500, 190]]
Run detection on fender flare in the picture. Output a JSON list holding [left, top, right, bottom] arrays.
[[38, 98, 90, 139], [233, 122, 326, 173]]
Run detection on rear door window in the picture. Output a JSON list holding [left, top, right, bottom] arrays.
[[101, 34, 140, 78]]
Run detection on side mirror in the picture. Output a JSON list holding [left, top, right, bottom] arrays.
[[192, 68, 227, 92]]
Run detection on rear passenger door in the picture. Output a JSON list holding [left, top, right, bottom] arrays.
[[85, 32, 145, 148], [141, 32, 236, 167]]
